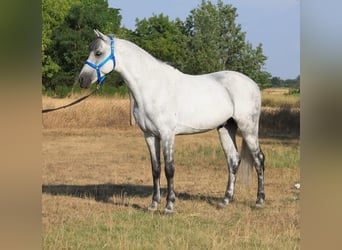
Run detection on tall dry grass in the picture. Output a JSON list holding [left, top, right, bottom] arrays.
[[42, 96, 131, 129], [42, 92, 300, 138], [262, 88, 300, 109]]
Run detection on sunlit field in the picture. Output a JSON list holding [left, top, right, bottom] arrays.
[[42, 89, 300, 249]]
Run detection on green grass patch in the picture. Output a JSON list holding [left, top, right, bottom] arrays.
[[44, 210, 225, 249], [264, 145, 299, 169], [175, 144, 226, 169], [43, 207, 299, 249], [175, 140, 299, 170]]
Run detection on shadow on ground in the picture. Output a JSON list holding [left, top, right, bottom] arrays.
[[42, 183, 222, 209]]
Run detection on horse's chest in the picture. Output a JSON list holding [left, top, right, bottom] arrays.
[[133, 105, 160, 135]]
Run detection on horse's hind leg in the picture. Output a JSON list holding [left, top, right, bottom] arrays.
[[217, 119, 240, 208], [242, 133, 265, 207], [144, 133, 161, 211]]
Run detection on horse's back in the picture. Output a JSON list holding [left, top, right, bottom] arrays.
[[209, 71, 262, 117]]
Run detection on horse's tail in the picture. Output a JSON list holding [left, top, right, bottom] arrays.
[[239, 139, 254, 186]]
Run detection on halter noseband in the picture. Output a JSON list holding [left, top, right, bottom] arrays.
[[85, 35, 116, 86]]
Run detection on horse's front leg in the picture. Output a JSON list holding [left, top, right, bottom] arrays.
[[162, 135, 176, 214], [144, 133, 161, 211]]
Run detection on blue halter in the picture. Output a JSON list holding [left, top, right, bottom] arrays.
[[85, 35, 116, 86]]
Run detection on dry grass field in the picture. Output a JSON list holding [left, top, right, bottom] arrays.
[[42, 91, 300, 249], [262, 88, 300, 109]]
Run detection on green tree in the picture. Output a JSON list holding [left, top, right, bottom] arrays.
[[184, 0, 270, 88], [271, 75, 300, 88], [284, 75, 300, 88], [184, 0, 227, 73], [42, 0, 74, 83], [132, 14, 188, 71], [42, 0, 121, 95], [271, 76, 283, 87], [238, 43, 271, 86]]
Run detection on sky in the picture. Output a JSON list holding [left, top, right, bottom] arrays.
[[108, 0, 300, 79]]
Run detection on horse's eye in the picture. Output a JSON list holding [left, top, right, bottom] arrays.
[[95, 51, 102, 56]]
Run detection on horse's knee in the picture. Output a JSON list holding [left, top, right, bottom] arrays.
[[165, 160, 175, 178]]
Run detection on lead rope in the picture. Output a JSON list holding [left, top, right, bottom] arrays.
[[42, 84, 100, 114]]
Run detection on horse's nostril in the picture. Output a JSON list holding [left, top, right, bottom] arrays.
[[79, 76, 89, 88]]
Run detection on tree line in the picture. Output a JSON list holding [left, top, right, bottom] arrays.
[[42, 0, 272, 97], [271, 75, 300, 88]]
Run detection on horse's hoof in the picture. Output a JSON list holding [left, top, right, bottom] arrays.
[[147, 206, 158, 212], [255, 199, 264, 208], [217, 199, 229, 209], [163, 207, 174, 215], [217, 202, 227, 209], [255, 194, 265, 208], [147, 201, 158, 212]]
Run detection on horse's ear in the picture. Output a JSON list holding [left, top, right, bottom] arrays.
[[94, 29, 108, 41], [94, 29, 101, 37]]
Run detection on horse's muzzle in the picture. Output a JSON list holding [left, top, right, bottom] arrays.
[[79, 75, 90, 89]]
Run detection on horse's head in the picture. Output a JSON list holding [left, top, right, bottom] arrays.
[[79, 29, 116, 88]]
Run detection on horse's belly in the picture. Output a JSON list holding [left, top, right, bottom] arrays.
[[175, 110, 232, 134], [175, 92, 233, 135]]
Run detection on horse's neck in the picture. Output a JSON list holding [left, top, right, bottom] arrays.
[[114, 38, 178, 106]]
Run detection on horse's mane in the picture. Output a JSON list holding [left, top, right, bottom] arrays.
[[118, 37, 181, 74]]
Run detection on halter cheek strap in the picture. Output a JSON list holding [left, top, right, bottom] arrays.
[[85, 35, 116, 85]]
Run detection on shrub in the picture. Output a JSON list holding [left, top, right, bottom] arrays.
[[55, 85, 71, 98], [287, 87, 300, 96]]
